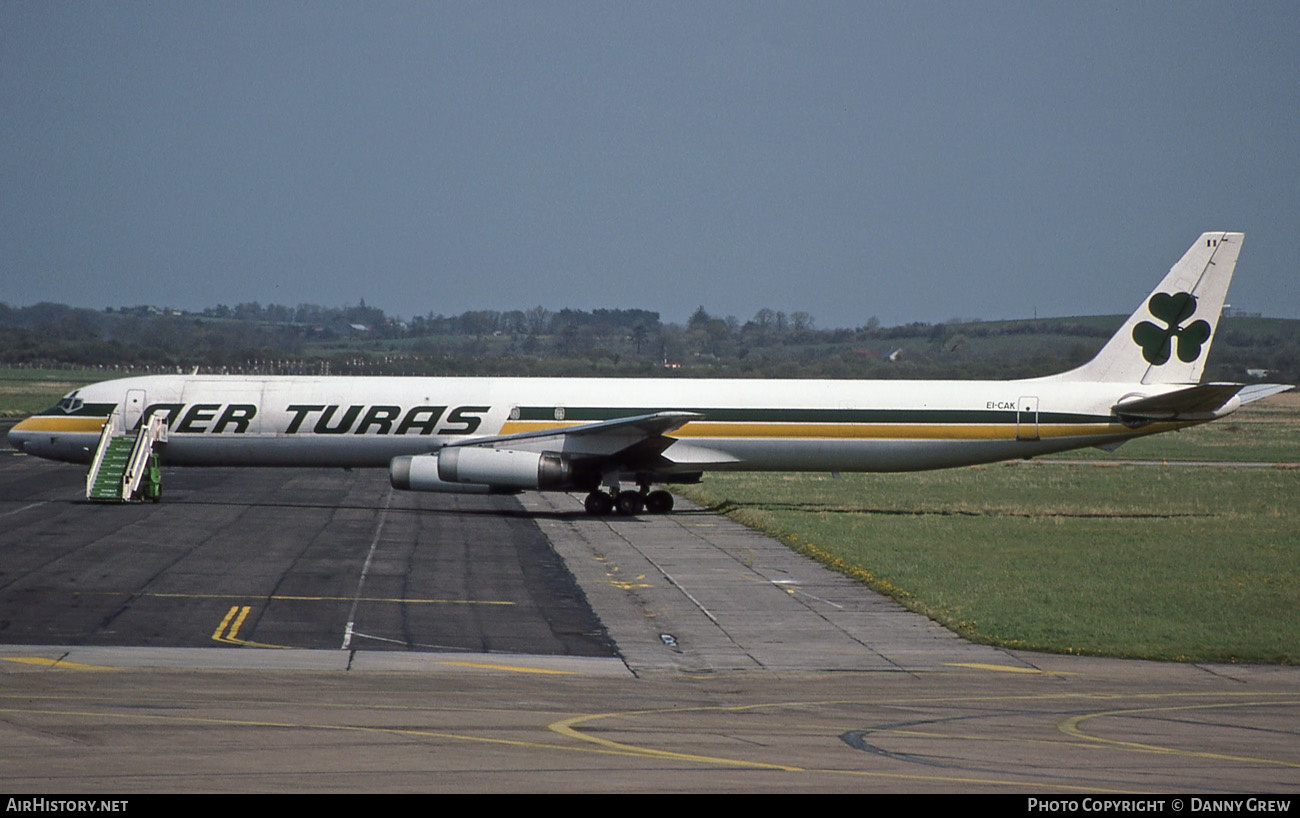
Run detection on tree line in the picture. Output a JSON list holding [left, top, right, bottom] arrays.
[[1, 300, 1295, 384]]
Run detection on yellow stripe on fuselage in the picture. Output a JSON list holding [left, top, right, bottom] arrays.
[[11, 416, 107, 434], [497, 420, 1186, 441], [11, 415, 1188, 442]]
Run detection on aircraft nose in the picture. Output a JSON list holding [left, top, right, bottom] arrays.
[[6, 417, 34, 452]]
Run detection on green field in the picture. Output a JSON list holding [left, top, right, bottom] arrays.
[[0, 368, 109, 417], [680, 396, 1300, 663]]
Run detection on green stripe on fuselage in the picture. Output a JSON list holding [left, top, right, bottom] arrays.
[[515, 406, 1108, 425]]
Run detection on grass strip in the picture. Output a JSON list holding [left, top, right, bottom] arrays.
[[680, 463, 1300, 664]]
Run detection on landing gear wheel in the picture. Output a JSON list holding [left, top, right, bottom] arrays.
[[584, 491, 613, 516], [614, 490, 644, 516], [644, 490, 674, 514]]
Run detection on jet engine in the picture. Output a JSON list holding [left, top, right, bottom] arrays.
[[436, 447, 574, 489], [389, 448, 576, 494], [389, 453, 502, 494]]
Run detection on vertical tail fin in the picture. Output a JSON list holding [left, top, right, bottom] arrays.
[[1054, 232, 1243, 384]]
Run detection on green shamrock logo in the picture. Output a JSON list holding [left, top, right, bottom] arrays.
[[1132, 292, 1211, 365]]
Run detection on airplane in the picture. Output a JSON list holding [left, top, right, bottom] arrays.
[[7, 232, 1292, 515]]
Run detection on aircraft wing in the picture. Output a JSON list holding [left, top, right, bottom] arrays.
[[1114, 382, 1293, 420], [442, 411, 703, 458]]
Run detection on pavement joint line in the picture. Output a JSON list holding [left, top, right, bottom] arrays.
[[342, 486, 393, 650]]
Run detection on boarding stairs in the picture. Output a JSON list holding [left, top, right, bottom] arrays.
[[86, 408, 167, 502]]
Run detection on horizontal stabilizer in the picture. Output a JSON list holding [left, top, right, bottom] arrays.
[[1235, 383, 1295, 406], [1113, 382, 1292, 420]]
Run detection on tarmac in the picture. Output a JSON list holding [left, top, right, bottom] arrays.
[[1, 443, 1297, 792]]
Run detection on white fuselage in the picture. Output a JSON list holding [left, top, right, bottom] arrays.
[[8, 373, 1189, 472]]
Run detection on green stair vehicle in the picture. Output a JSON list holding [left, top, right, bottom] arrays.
[[85, 410, 167, 503]]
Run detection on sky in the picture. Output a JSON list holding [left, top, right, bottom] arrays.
[[3, 1, 1298, 328]]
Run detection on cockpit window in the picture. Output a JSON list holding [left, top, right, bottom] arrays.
[[55, 393, 84, 414]]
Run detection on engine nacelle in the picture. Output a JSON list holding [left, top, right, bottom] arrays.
[[436, 447, 574, 490], [389, 454, 506, 494]]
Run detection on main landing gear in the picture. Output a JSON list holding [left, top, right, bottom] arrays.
[[583, 487, 674, 516]]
